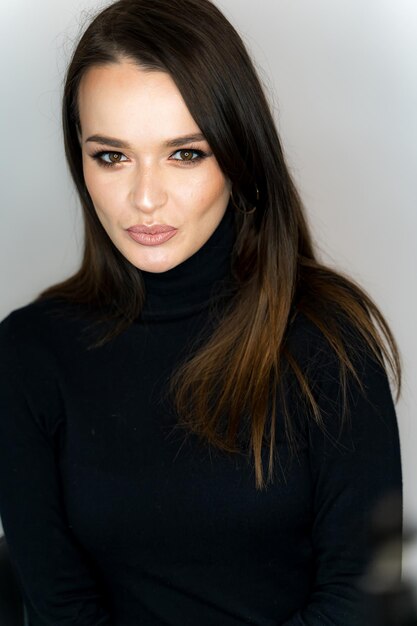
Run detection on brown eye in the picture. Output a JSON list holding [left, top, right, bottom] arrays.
[[179, 150, 194, 161], [91, 151, 128, 168], [170, 149, 206, 164]]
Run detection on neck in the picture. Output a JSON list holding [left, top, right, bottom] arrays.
[[138, 208, 237, 322]]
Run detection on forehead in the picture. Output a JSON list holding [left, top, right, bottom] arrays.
[[77, 61, 200, 143]]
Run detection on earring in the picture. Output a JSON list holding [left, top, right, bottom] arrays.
[[230, 184, 259, 215]]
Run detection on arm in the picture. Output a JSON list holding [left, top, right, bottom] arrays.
[[282, 338, 402, 625], [0, 314, 112, 626]]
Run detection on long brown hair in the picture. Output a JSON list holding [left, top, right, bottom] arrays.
[[38, 0, 401, 489]]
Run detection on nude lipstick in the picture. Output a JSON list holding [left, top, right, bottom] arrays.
[[126, 224, 178, 246]]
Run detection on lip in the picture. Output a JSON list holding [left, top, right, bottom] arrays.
[[126, 224, 178, 247], [127, 224, 176, 235]]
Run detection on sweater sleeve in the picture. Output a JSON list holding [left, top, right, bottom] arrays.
[[0, 313, 112, 626], [281, 332, 403, 625]]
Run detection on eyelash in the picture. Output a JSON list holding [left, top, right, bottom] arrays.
[[90, 148, 209, 169]]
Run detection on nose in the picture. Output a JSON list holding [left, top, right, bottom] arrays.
[[128, 162, 168, 214]]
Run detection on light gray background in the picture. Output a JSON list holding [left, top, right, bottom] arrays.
[[1, 0, 416, 581]]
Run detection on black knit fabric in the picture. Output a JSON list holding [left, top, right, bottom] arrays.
[[0, 208, 402, 625]]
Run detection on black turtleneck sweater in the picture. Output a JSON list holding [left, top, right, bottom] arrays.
[[0, 208, 402, 625]]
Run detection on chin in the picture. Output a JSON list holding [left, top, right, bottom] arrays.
[[130, 254, 183, 274]]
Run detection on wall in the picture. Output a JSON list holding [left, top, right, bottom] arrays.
[[1, 0, 416, 580]]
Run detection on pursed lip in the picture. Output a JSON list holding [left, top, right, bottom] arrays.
[[126, 228, 178, 247], [127, 224, 177, 235]]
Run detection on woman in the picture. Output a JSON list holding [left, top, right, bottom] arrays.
[[0, 0, 402, 624]]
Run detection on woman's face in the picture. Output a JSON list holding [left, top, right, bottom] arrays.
[[78, 60, 231, 273]]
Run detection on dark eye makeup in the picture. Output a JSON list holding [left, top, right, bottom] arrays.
[[89, 148, 210, 168]]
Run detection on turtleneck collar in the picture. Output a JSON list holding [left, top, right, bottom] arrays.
[[138, 207, 237, 322]]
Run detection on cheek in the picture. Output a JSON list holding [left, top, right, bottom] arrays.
[[83, 163, 120, 216], [182, 163, 229, 213]]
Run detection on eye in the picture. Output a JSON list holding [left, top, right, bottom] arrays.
[[91, 151, 129, 167], [170, 149, 207, 164]]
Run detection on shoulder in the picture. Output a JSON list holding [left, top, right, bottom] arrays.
[[0, 296, 102, 337], [0, 297, 98, 375], [282, 310, 395, 420], [284, 308, 384, 374], [283, 310, 338, 373], [1, 296, 89, 332], [0, 298, 107, 429]]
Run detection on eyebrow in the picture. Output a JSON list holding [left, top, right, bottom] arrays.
[[85, 133, 207, 149]]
